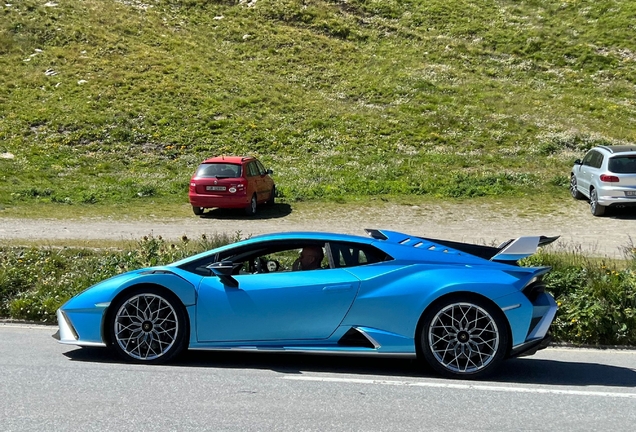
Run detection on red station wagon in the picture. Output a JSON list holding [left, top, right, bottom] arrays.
[[188, 156, 275, 216]]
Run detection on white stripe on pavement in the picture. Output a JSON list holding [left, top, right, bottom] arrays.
[[283, 376, 636, 399]]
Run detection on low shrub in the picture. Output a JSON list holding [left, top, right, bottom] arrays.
[[0, 233, 238, 322], [523, 248, 636, 346]]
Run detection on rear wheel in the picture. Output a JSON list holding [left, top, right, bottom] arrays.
[[419, 296, 509, 379], [590, 188, 605, 216], [108, 288, 188, 364], [570, 176, 585, 200], [245, 194, 257, 216], [192, 206, 204, 216]]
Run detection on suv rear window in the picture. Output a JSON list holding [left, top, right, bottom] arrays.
[[608, 156, 636, 174], [195, 163, 242, 178]]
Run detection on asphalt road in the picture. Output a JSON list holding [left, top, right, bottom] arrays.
[[2, 324, 636, 431]]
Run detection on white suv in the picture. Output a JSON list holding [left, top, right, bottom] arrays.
[[570, 145, 636, 216]]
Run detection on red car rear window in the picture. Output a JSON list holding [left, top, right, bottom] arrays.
[[195, 163, 242, 178]]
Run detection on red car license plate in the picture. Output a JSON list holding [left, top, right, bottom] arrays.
[[206, 186, 226, 191]]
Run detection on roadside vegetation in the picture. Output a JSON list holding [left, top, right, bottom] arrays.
[[1, 235, 635, 345], [523, 247, 636, 346]]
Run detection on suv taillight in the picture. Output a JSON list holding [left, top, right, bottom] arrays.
[[600, 174, 619, 183]]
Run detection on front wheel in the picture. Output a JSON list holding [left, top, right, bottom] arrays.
[[590, 188, 605, 216], [419, 296, 509, 379], [570, 176, 585, 200], [108, 288, 188, 364]]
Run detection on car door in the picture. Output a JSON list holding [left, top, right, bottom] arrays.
[[255, 159, 274, 201], [244, 161, 260, 200], [589, 151, 604, 190], [195, 268, 360, 342], [578, 150, 597, 195]]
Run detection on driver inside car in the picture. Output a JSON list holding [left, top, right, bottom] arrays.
[[292, 246, 324, 271]]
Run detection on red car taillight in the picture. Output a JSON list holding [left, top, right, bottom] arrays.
[[600, 174, 619, 183], [189, 182, 196, 191]]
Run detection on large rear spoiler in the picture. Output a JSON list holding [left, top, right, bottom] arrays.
[[364, 229, 559, 263]]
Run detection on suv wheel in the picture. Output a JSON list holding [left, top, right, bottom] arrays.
[[590, 189, 605, 216], [570, 176, 585, 200]]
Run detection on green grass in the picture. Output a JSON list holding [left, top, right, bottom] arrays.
[[2, 0, 635, 210]]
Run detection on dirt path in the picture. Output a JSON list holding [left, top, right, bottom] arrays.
[[1, 200, 635, 257]]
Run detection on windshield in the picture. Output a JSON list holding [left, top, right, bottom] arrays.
[[608, 156, 636, 174], [195, 163, 242, 178]]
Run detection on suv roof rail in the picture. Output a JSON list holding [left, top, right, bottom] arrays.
[[597, 145, 636, 154]]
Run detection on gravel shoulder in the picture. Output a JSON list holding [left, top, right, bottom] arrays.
[[1, 200, 635, 257]]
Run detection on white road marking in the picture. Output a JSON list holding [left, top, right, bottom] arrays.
[[0, 323, 56, 330], [283, 376, 636, 399]]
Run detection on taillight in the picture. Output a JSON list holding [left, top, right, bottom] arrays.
[[600, 174, 619, 183]]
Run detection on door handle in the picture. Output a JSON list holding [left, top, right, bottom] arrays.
[[323, 284, 353, 292]]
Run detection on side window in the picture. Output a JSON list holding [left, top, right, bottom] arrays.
[[245, 162, 258, 177], [219, 243, 327, 275], [256, 160, 267, 175], [582, 151, 595, 167], [583, 150, 603, 169], [329, 243, 392, 268], [592, 153, 604, 169]]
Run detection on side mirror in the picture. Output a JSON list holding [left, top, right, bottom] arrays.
[[574, 159, 582, 165], [209, 261, 239, 288], [209, 261, 234, 276], [194, 266, 212, 276], [267, 169, 273, 175]]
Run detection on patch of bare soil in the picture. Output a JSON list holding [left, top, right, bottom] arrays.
[[1, 200, 635, 257]]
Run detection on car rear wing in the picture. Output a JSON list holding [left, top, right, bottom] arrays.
[[365, 229, 559, 263]]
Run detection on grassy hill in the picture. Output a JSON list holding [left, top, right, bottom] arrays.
[[1, 0, 636, 212]]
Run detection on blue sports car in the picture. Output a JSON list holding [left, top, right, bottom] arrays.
[[55, 229, 558, 379]]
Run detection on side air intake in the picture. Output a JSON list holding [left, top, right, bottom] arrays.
[[337, 328, 377, 349]]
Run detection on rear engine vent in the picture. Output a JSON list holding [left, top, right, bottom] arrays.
[[522, 280, 546, 303], [337, 328, 376, 349]]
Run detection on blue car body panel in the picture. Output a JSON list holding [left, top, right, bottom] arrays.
[[195, 268, 360, 342], [56, 229, 557, 360]]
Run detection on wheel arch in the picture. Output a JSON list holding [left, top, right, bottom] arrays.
[[414, 291, 513, 358], [101, 283, 191, 347]]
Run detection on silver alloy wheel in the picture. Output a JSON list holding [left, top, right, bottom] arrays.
[[428, 302, 500, 374], [570, 176, 584, 199], [113, 293, 179, 361], [570, 176, 577, 197], [590, 188, 605, 216]]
